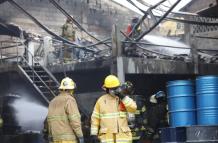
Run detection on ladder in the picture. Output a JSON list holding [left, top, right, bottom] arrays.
[[17, 48, 60, 104], [0, 40, 60, 104]]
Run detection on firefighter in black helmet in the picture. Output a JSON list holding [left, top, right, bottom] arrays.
[[120, 81, 153, 143]]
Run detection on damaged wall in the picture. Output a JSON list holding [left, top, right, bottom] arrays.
[[181, 0, 218, 50], [181, 0, 217, 13], [0, 0, 138, 39]]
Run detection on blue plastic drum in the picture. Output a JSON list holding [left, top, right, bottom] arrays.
[[196, 76, 218, 125], [167, 80, 196, 127]]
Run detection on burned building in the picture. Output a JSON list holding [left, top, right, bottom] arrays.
[[1, 0, 218, 143]]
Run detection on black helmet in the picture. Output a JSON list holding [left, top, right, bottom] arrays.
[[131, 17, 139, 24], [120, 81, 134, 95]]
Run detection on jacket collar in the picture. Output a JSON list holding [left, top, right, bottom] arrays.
[[107, 94, 119, 100], [60, 91, 73, 97]]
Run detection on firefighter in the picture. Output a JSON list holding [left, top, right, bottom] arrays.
[[62, 18, 77, 62], [149, 91, 166, 104], [45, 77, 84, 143], [62, 18, 76, 42], [126, 17, 142, 39], [120, 82, 153, 143], [148, 91, 168, 142], [124, 17, 142, 57], [90, 75, 137, 143]]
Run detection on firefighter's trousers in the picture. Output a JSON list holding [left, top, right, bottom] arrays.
[[98, 132, 132, 143]]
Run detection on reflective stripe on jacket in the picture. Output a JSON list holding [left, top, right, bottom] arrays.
[[91, 94, 137, 135], [47, 92, 83, 141]]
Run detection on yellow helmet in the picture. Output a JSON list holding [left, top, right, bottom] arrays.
[[103, 75, 120, 89], [59, 77, 76, 90]]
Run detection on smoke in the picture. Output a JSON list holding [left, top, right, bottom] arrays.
[[10, 97, 48, 132], [143, 34, 190, 56]]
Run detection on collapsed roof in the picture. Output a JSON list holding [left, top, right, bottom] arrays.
[[0, 20, 22, 37]]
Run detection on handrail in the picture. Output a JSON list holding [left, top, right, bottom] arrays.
[[53, 38, 109, 53], [122, 41, 190, 49], [0, 43, 23, 49], [20, 56, 57, 98], [0, 41, 23, 62], [120, 30, 175, 57], [17, 64, 50, 104], [0, 40, 58, 102], [41, 65, 60, 86], [22, 44, 60, 86]]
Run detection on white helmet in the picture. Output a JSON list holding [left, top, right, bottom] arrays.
[[59, 77, 76, 90]]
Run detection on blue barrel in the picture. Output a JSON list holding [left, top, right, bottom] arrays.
[[167, 80, 196, 127], [196, 76, 218, 125]]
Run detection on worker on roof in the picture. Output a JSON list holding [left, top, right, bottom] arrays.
[[124, 17, 142, 57], [62, 18, 77, 62], [62, 18, 76, 42], [90, 75, 137, 143], [45, 77, 84, 143], [126, 17, 142, 39]]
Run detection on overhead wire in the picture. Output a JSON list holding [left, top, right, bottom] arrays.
[[71, 38, 111, 48], [120, 31, 174, 57], [136, 0, 197, 17], [125, 0, 218, 59], [7, 0, 112, 54], [135, 0, 182, 41], [124, 0, 167, 40], [122, 40, 189, 49], [0, 22, 21, 37], [130, 0, 218, 26], [7, 1, 78, 47], [48, 0, 112, 48]]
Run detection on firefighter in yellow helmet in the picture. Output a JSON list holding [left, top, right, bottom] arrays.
[[90, 75, 137, 143], [45, 77, 84, 143]]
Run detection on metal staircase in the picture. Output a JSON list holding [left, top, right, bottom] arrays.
[[0, 40, 60, 104], [16, 45, 60, 104], [17, 64, 60, 104]]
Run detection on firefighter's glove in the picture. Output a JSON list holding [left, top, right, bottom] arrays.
[[150, 91, 166, 104], [90, 135, 100, 143], [78, 137, 85, 143], [109, 88, 124, 99], [150, 94, 157, 104], [115, 87, 126, 99], [116, 92, 126, 100]]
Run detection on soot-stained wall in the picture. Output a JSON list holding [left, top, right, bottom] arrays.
[[1, 71, 46, 104], [54, 67, 110, 94], [0, 0, 137, 38]]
